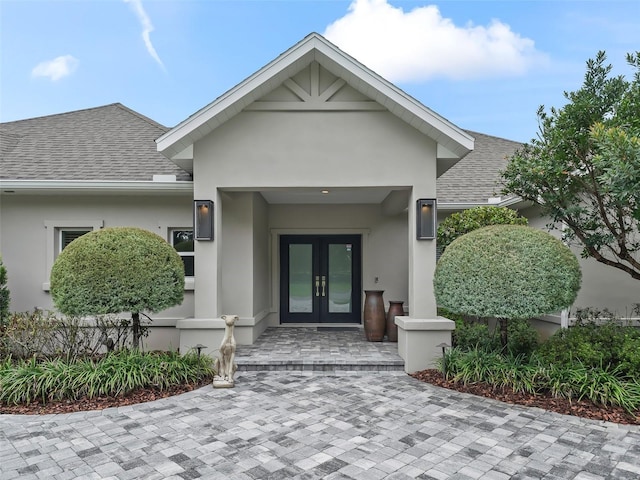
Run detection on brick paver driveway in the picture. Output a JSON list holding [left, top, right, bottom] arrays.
[[2, 371, 639, 479]]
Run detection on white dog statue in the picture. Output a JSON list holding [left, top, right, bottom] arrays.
[[213, 314, 238, 388]]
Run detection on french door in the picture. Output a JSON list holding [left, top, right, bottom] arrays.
[[280, 235, 362, 323]]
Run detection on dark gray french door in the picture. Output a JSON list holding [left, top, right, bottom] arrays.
[[280, 235, 362, 323]]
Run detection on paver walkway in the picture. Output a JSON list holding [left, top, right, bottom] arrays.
[[236, 327, 404, 371], [2, 371, 639, 480]]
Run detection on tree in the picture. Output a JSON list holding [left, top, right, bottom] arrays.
[[502, 51, 640, 280], [437, 206, 528, 253], [50, 227, 185, 349], [0, 256, 9, 326], [434, 225, 581, 347]]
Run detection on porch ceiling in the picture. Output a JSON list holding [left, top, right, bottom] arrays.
[[256, 187, 407, 205]]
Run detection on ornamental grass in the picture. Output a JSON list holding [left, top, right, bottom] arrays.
[[0, 350, 214, 405]]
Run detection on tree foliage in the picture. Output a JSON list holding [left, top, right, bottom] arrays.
[[0, 256, 10, 326], [437, 206, 528, 253], [502, 51, 640, 280], [434, 225, 581, 346], [50, 227, 184, 348]]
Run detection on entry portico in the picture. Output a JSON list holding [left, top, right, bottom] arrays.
[[157, 33, 472, 369]]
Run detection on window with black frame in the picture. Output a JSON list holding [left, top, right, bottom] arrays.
[[170, 229, 194, 277]]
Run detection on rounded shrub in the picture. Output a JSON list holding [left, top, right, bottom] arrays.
[[50, 227, 184, 348], [437, 206, 528, 253], [434, 225, 581, 320]]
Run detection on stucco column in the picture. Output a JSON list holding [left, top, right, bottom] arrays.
[[194, 188, 223, 318], [220, 192, 254, 318], [408, 190, 438, 318]]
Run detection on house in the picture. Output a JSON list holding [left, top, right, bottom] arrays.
[[1, 33, 636, 371]]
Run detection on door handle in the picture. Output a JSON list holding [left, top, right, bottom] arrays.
[[315, 276, 320, 297], [321, 276, 326, 297]]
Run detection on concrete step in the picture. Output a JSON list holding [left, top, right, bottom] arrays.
[[237, 359, 405, 372]]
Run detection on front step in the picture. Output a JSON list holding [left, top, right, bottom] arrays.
[[233, 327, 405, 372], [236, 360, 405, 372]]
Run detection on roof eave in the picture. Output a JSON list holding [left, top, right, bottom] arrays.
[[438, 196, 530, 211], [0, 180, 194, 196]]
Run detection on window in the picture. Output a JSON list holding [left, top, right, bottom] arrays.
[[43, 220, 104, 291], [59, 229, 92, 253], [171, 229, 194, 277]]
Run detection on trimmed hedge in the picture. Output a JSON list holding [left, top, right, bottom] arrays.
[[434, 225, 581, 319], [50, 227, 184, 316], [437, 206, 527, 253]]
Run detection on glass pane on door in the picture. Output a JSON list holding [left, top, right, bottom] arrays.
[[328, 243, 352, 313], [289, 244, 313, 313]]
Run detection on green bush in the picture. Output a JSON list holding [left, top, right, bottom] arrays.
[[538, 313, 640, 377], [435, 225, 581, 319], [437, 206, 527, 253], [0, 310, 147, 361], [0, 256, 9, 326], [0, 350, 214, 405], [448, 316, 538, 357], [444, 348, 640, 413], [0, 310, 57, 360], [50, 227, 184, 348], [452, 319, 498, 352], [506, 318, 539, 357], [434, 225, 581, 347], [51, 227, 184, 315]]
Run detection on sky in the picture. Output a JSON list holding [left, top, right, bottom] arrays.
[[1, 0, 638, 143]]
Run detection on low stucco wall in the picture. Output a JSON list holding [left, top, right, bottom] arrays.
[[395, 316, 455, 373]]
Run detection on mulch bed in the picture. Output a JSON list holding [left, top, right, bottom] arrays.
[[411, 369, 640, 425], [2, 372, 639, 426], [0, 379, 212, 415]]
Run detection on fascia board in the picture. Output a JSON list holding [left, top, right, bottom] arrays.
[[0, 180, 194, 195], [438, 202, 490, 211], [157, 40, 319, 158], [438, 197, 529, 211], [312, 40, 474, 158]]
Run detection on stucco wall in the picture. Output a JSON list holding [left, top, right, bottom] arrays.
[[0, 194, 195, 320], [221, 192, 254, 317], [194, 111, 437, 190], [192, 109, 438, 320], [252, 193, 270, 317], [522, 205, 638, 318]]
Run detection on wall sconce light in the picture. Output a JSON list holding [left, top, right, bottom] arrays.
[[416, 199, 436, 240], [194, 200, 214, 241]]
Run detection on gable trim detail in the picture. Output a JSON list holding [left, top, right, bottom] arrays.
[[157, 33, 473, 160]]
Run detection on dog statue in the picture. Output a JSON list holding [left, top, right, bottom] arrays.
[[213, 314, 238, 388]]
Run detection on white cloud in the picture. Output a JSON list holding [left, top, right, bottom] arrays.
[[31, 55, 79, 81], [323, 0, 547, 82], [124, 0, 165, 70]]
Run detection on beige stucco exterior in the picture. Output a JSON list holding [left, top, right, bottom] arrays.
[[2, 33, 638, 372], [191, 108, 438, 324], [156, 35, 474, 367], [0, 192, 194, 350], [522, 204, 639, 320]]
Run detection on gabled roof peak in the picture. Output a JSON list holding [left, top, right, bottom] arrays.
[[157, 32, 473, 161]]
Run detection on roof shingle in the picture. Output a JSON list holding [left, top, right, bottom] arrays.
[[0, 103, 191, 181], [437, 130, 523, 204], [1, 104, 522, 204]]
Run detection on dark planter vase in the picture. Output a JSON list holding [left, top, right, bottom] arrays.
[[363, 290, 385, 342], [386, 300, 404, 342]]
